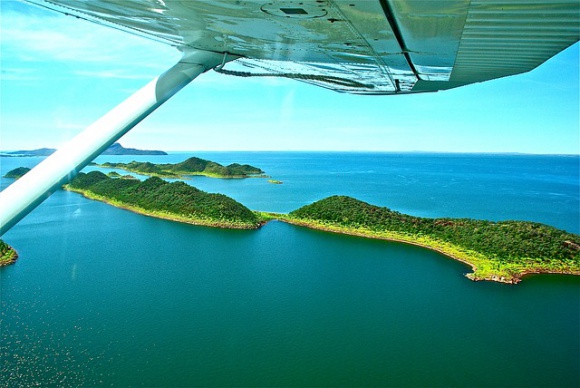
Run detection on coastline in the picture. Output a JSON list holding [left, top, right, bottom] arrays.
[[275, 215, 580, 284], [64, 186, 263, 230], [56, 188, 580, 284]]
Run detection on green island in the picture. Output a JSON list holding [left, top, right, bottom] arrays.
[[275, 196, 580, 284], [3, 167, 31, 179], [98, 156, 265, 179], [65, 171, 262, 229], [0, 239, 18, 266], [5, 165, 580, 283]]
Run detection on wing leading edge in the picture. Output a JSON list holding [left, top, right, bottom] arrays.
[[22, 0, 580, 94]]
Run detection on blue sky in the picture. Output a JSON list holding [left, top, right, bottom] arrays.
[[1, 1, 579, 153]]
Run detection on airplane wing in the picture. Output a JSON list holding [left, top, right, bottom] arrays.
[[25, 0, 580, 94]]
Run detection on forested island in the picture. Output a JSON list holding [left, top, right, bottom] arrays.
[[98, 156, 265, 179], [65, 171, 262, 229], [3, 167, 31, 179], [279, 196, 580, 283], [0, 240, 18, 266]]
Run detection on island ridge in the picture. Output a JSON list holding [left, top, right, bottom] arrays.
[[3, 166, 579, 284], [98, 156, 265, 179]]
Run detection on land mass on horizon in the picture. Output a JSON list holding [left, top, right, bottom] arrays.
[[1, 143, 167, 157]]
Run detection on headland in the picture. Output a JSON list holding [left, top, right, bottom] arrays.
[[277, 196, 580, 284]]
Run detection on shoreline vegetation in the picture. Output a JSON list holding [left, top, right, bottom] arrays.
[[280, 196, 580, 284], [65, 171, 262, 229], [3, 166, 579, 284], [0, 240, 18, 266], [97, 156, 266, 179]]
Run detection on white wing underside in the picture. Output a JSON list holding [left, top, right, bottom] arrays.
[[24, 0, 580, 94]]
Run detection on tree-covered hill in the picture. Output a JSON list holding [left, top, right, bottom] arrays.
[[66, 171, 261, 229], [287, 196, 580, 283], [100, 157, 264, 179], [3, 167, 31, 179]]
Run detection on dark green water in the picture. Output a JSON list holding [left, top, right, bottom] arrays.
[[1, 153, 579, 386]]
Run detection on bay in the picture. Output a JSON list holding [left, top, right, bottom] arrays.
[[1, 152, 579, 386]]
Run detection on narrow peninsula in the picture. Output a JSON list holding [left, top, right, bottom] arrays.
[[278, 196, 580, 284], [98, 156, 265, 179], [0, 240, 18, 266], [65, 171, 262, 229]]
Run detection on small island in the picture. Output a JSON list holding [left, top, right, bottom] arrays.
[[277, 196, 580, 283], [0, 239, 18, 266], [3, 167, 31, 179], [65, 171, 262, 229], [98, 156, 266, 179]]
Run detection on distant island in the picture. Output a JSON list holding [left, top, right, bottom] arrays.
[[3, 167, 31, 179], [65, 171, 262, 229], [98, 156, 265, 179], [0, 239, 18, 266], [2, 147, 55, 157], [102, 143, 167, 155], [277, 196, 580, 284], [1, 143, 167, 157]]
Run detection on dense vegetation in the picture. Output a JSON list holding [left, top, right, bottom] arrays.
[[100, 157, 264, 179], [286, 196, 580, 282], [0, 239, 18, 266], [66, 171, 262, 229], [3, 167, 31, 179]]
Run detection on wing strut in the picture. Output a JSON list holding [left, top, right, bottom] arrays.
[[0, 50, 227, 236]]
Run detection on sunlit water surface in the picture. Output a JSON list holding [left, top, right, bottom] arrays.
[[1, 152, 578, 386]]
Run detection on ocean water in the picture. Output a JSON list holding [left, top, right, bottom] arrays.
[[1, 152, 579, 386]]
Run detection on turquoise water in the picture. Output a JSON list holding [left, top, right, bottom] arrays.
[[1, 152, 579, 386]]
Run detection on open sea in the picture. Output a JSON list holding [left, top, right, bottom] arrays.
[[1, 152, 579, 387]]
